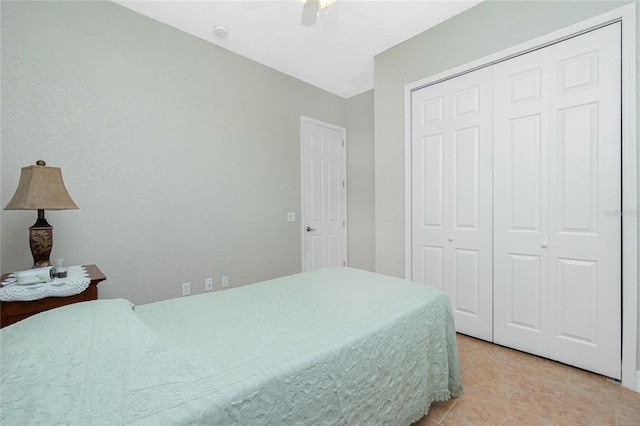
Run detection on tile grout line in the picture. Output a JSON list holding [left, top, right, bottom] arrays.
[[488, 345, 499, 359], [506, 375, 522, 404], [561, 366, 570, 390], [437, 398, 458, 424]]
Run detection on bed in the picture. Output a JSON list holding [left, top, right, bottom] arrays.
[[0, 267, 462, 425]]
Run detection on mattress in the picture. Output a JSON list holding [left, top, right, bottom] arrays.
[[0, 267, 462, 425]]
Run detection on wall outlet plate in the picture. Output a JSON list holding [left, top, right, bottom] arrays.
[[182, 282, 191, 296], [287, 212, 296, 222], [205, 278, 213, 291], [222, 275, 229, 288]]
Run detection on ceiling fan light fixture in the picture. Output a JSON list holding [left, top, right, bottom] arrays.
[[320, 0, 336, 9], [299, 0, 336, 9], [300, 0, 335, 26]]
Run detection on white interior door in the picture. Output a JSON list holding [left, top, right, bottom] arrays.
[[301, 117, 347, 271], [411, 67, 493, 341], [493, 23, 622, 378]]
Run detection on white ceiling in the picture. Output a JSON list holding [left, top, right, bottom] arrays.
[[114, 0, 481, 98]]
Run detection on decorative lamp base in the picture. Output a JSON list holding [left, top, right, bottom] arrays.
[[29, 211, 53, 268]]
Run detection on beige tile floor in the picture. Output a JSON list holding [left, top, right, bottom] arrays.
[[414, 333, 640, 426]]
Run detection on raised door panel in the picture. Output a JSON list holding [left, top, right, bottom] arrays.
[[453, 248, 480, 316], [509, 114, 542, 232], [507, 254, 543, 332], [421, 134, 445, 229], [453, 126, 480, 230], [556, 104, 598, 234], [309, 157, 324, 222], [421, 246, 444, 291], [309, 234, 324, 270], [556, 258, 598, 345]]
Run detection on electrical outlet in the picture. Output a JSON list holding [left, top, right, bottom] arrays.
[[287, 212, 296, 222], [182, 282, 191, 296], [222, 275, 229, 288], [205, 278, 213, 291]]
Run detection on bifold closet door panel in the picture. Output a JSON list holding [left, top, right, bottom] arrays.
[[411, 67, 493, 341], [492, 46, 552, 357], [493, 22, 622, 379], [547, 22, 621, 379]]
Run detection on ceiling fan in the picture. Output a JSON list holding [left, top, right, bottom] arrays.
[[300, 0, 336, 27]]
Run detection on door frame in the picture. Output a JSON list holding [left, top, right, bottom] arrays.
[[403, 4, 637, 390], [300, 115, 348, 272]]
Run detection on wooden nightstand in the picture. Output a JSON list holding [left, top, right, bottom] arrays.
[[0, 264, 106, 328]]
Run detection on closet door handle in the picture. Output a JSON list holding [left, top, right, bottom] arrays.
[[448, 236, 454, 242], [540, 242, 548, 248]]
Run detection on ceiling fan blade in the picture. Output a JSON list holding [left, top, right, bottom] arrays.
[[301, 0, 318, 27]]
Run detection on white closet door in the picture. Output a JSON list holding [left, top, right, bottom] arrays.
[[411, 67, 493, 341], [493, 46, 551, 356], [493, 23, 621, 378]]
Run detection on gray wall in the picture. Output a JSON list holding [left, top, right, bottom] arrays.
[[373, 0, 639, 375], [1, 0, 362, 304], [346, 90, 375, 271]]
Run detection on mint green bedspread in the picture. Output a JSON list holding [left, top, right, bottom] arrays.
[[1, 267, 461, 425]]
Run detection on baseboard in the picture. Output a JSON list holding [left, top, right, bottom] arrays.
[[636, 370, 640, 392]]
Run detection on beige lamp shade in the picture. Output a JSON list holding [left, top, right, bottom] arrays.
[[4, 162, 78, 211]]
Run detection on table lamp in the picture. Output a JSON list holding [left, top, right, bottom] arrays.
[[4, 160, 78, 268]]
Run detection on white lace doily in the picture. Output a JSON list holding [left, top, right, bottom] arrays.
[[1, 266, 91, 302]]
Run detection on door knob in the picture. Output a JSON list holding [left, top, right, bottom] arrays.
[[448, 236, 454, 241], [541, 242, 548, 248], [306, 227, 316, 232]]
